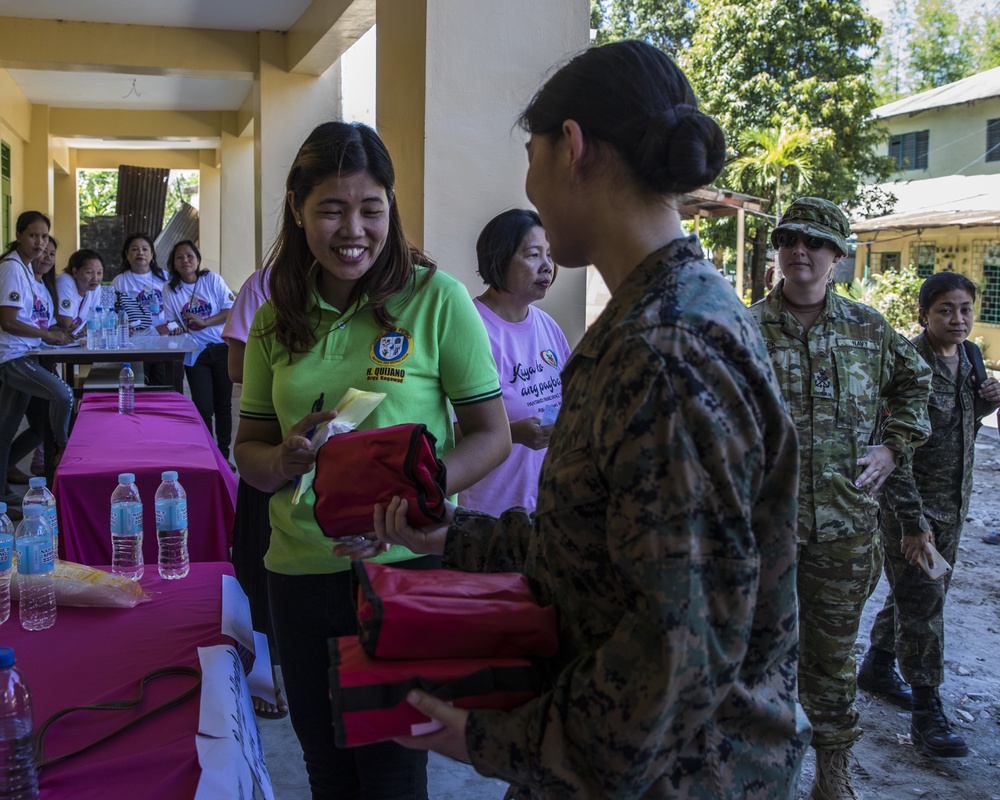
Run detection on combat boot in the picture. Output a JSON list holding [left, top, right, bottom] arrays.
[[911, 686, 969, 758], [857, 647, 912, 709], [811, 747, 861, 800]]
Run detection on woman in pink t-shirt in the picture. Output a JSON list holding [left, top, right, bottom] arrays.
[[459, 209, 571, 515]]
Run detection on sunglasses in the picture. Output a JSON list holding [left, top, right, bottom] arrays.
[[775, 232, 830, 251]]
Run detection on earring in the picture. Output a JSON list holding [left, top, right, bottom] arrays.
[[296, 219, 303, 227]]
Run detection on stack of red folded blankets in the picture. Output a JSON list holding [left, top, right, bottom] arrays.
[[328, 561, 559, 747]]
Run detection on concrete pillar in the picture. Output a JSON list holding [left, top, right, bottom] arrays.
[[24, 105, 53, 218], [220, 129, 256, 291], [254, 31, 342, 270], [376, 0, 590, 345], [53, 149, 78, 252], [199, 148, 221, 274]]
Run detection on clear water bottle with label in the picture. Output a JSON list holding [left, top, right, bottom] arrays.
[[103, 306, 118, 351], [86, 305, 102, 351], [22, 479, 57, 560], [0, 648, 39, 799], [154, 471, 189, 580], [149, 294, 164, 329], [118, 363, 134, 415], [117, 307, 130, 349], [0, 506, 13, 626], [14, 506, 55, 632], [110, 474, 143, 581]]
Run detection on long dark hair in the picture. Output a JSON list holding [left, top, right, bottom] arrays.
[[476, 209, 544, 292], [166, 239, 208, 291], [519, 40, 726, 197], [2, 210, 51, 259], [120, 232, 167, 281], [33, 235, 58, 303], [66, 248, 106, 276], [265, 121, 435, 355]]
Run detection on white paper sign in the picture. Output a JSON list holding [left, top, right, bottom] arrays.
[[221, 574, 256, 676], [194, 644, 274, 800]]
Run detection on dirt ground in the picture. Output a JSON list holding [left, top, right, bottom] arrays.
[[792, 418, 1000, 799]]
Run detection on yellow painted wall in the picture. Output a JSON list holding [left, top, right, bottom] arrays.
[[220, 129, 256, 291], [878, 97, 1000, 179], [857, 227, 1000, 357], [75, 149, 202, 170]]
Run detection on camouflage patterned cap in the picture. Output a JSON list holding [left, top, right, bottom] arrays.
[[770, 197, 850, 255]]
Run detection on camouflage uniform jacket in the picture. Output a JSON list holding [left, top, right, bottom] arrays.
[[879, 333, 998, 534], [749, 282, 931, 542], [446, 237, 810, 799]]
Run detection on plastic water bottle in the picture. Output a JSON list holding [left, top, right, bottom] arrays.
[[110, 474, 143, 581], [86, 306, 102, 351], [154, 471, 189, 580], [0, 506, 14, 626], [117, 307, 130, 349], [103, 306, 118, 351], [14, 506, 55, 632], [540, 405, 559, 426], [0, 648, 39, 799], [118, 363, 134, 415], [149, 294, 164, 329], [22, 480, 57, 562]]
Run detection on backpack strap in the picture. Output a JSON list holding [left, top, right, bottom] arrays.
[[35, 665, 201, 770]]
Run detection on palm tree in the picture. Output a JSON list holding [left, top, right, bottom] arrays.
[[728, 125, 823, 300]]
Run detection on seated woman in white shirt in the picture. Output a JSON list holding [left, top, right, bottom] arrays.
[[55, 248, 104, 332], [113, 232, 169, 386], [161, 240, 236, 461]]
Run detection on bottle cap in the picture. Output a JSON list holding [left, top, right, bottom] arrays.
[[118, 473, 135, 483], [0, 648, 14, 668], [162, 471, 178, 481], [22, 504, 44, 518], [0, 502, 6, 514], [123, 362, 131, 368], [28, 477, 47, 489]]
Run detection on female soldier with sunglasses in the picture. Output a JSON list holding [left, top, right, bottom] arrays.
[[750, 196, 932, 800]]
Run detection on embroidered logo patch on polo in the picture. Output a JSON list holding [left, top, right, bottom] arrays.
[[7, 291, 20, 303], [540, 349, 558, 368], [370, 329, 413, 366], [60, 298, 71, 309]]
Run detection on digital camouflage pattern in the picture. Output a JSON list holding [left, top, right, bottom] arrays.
[[445, 237, 810, 799], [750, 283, 931, 749], [870, 334, 1000, 687], [749, 285, 932, 543], [770, 197, 852, 256]]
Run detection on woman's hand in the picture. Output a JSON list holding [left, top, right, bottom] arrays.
[[978, 376, 1000, 403], [272, 409, 339, 482], [379, 497, 451, 555], [856, 445, 897, 494], [510, 417, 553, 450], [901, 530, 934, 566], [41, 329, 71, 346], [392, 690, 471, 763], [183, 312, 206, 332]]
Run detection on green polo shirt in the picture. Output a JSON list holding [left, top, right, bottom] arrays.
[[242, 265, 501, 574]]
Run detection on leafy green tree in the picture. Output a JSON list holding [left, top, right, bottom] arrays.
[[683, 0, 890, 204], [908, 0, 976, 90], [836, 265, 923, 337], [727, 125, 823, 299], [164, 171, 199, 224], [590, 0, 696, 54], [77, 170, 118, 217]]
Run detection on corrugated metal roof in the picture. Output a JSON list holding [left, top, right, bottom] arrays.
[[853, 208, 1000, 233], [874, 66, 1000, 118]]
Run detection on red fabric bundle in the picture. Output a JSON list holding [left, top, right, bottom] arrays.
[[328, 636, 544, 747], [354, 562, 559, 660], [313, 423, 447, 540]]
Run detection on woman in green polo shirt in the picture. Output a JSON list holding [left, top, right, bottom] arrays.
[[234, 121, 510, 800]]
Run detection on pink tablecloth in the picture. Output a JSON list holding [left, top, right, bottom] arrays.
[[53, 393, 237, 566], [2, 562, 236, 800]]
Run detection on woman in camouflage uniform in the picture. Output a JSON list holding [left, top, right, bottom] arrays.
[[861, 272, 1000, 759], [750, 197, 932, 800], [345, 40, 810, 799]]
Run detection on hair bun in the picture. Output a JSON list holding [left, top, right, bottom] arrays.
[[635, 107, 726, 195]]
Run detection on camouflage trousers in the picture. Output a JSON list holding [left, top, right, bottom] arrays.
[[868, 519, 961, 688], [797, 528, 883, 749]]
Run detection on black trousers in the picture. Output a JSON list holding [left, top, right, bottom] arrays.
[[184, 343, 233, 459]]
